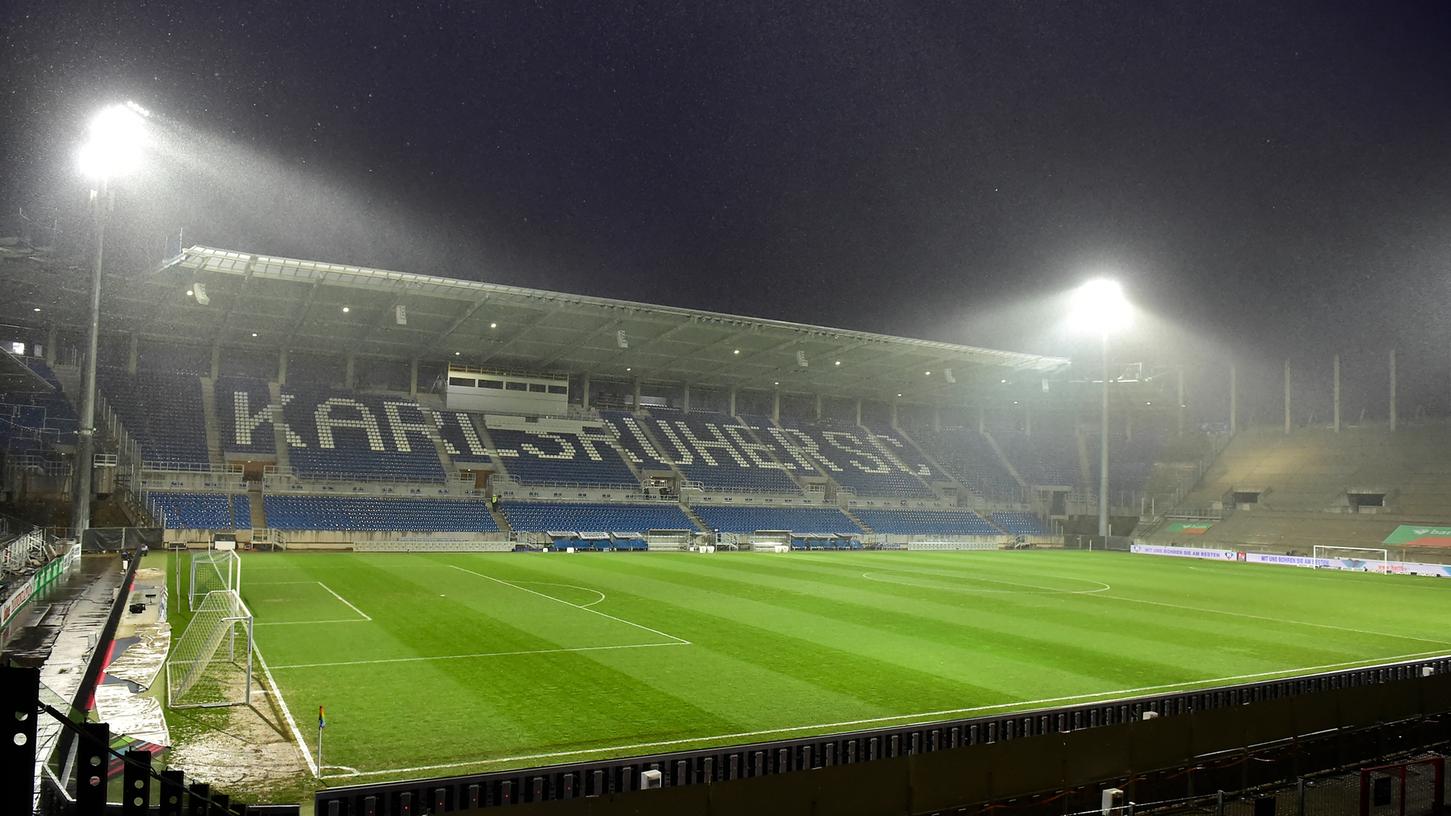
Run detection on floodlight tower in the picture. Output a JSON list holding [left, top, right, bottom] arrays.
[[1069, 278, 1132, 541], [71, 103, 147, 539]]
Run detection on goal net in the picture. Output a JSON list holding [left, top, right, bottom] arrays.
[[189, 550, 241, 611], [166, 589, 254, 709], [1313, 546, 1389, 573]]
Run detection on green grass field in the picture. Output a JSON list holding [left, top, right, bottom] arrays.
[[208, 549, 1451, 783]]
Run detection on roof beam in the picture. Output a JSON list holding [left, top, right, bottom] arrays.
[[427, 293, 492, 351], [281, 280, 325, 347], [475, 303, 568, 365], [533, 316, 626, 368]]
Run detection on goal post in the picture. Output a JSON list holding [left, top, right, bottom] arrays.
[[1313, 545, 1389, 572], [189, 550, 241, 611], [166, 589, 254, 709]]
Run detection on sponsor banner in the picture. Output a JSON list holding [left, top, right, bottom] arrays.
[[1133, 545, 1451, 579], [1131, 544, 1238, 560], [1164, 521, 1214, 536], [1382, 524, 1451, 548]]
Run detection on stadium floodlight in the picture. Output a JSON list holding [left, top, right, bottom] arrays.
[[77, 103, 147, 181], [1068, 277, 1133, 542], [71, 101, 152, 540]]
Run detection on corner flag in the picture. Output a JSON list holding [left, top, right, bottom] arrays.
[[319, 706, 326, 729]]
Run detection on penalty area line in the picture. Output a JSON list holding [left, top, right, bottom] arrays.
[[317, 581, 372, 620], [320, 646, 1451, 780], [448, 564, 690, 645], [250, 641, 320, 778], [272, 640, 688, 670]]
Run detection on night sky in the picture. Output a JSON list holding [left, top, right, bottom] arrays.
[[3, 1, 1451, 407]]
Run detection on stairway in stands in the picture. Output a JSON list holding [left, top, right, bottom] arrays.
[[267, 382, 291, 470], [678, 503, 708, 532], [840, 506, 872, 534], [199, 377, 225, 469]]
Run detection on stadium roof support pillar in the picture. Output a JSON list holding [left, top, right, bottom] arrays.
[[772, 388, 780, 423], [633, 375, 642, 411], [1333, 354, 1341, 432], [1229, 363, 1237, 434], [728, 387, 736, 416], [682, 383, 691, 412], [345, 353, 356, 390], [45, 327, 56, 364], [1389, 348, 1398, 432], [209, 343, 220, 380], [581, 372, 591, 411], [1284, 358, 1292, 435], [1024, 404, 1032, 436], [855, 398, 862, 426], [890, 396, 898, 427], [277, 349, 288, 386], [1176, 367, 1185, 436], [409, 358, 418, 398], [977, 405, 985, 434], [127, 333, 138, 375], [933, 406, 941, 432], [815, 393, 823, 421]]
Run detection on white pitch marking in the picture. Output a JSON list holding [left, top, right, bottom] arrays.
[[272, 640, 690, 670], [320, 647, 1451, 779], [859, 571, 1111, 596], [447, 564, 690, 645], [250, 640, 320, 778], [255, 619, 369, 627], [1088, 592, 1451, 646], [513, 581, 607, 608], [317, 581, 372, 621]]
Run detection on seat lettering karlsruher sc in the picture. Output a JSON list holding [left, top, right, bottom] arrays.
[[228, 392, 931, 477]]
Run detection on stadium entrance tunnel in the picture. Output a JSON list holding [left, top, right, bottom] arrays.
[[1230, 487, 1266, 509], [1345, 489, 1389, 512]]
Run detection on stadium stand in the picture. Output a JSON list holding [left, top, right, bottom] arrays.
[[852, 508, 1000, 535], [214, 376, 277, 456], [503, 501, 696, 532], [988, 511, 1049, 535], [644, 409, 801, 492], [262, 495, 497, 531], [485, 418, 639, 486], [435, 410, 493, 465], [996, 429, 1080, 487], [280, 388, 446, 481], [0, 358, 77, 454], [692, 504, 861, 534], [911, 427, 1021, 499], [1085, 430, 1160, 494], [148, 491, 246, 529], [98, 367, 210, 467], [774, 418, 937, 498], [599, 410, 674, 470]]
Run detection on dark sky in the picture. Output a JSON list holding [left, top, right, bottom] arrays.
[[4, 1, 1451, 400]]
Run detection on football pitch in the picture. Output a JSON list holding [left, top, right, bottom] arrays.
[[205, 549, 1451, 783]]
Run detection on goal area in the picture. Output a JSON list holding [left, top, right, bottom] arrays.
[[189, 550, 241, 611], [166, 589, 254, 709], [1313, 545, 1389, 572]]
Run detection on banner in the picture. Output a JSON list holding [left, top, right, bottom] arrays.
[[1382, 525, 1451, 548], [1163, 521, 1213, 536], [1130, 544, 1238, 560]]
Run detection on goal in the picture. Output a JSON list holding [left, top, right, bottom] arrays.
[[166, 589, 254, 709], [189, 550, 241, 611], [1359, 755, 1444, 816], [1313, 545, 1389, 573]]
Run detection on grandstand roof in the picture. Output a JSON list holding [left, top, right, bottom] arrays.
[[3, 244, 1069, 401]]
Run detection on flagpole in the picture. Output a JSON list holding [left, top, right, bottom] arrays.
[[318, 706, 325, 770]]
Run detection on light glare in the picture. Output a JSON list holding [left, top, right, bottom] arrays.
[[1068, 278, 1132, 334], [77, 103, 147, 180]]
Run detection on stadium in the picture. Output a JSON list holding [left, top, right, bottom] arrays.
[[3, 233, 1451, 816]]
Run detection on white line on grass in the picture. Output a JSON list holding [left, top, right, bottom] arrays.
[[320, 647, 1451, 780], [513, 581, 607, 607], [271, 640, 691, 670], [448, 564, 690, 645], [1087, 593, 1451, 647], [317, 581, 372, 620], [250, 641, 320, 778], [255, 619, 369, 627], [860, 571, 1111, 596]]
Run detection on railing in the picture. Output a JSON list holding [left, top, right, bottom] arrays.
[[315, 652, 1451, 814]]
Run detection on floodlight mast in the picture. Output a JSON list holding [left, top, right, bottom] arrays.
[[70, 103, 145, 539], [1069, 278, 1131, 542]]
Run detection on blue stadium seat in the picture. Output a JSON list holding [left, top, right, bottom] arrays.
[[989, 511, 1048, 535], [148, 492, 243, 529], [215, 376, 277, 456], [262, 495, 497, 531], [996, 430, 1080, 487], [485, 419, 639, 486], [644, 409, 801, 492], [99, 368, 209, 467], [852, 508, 999, 535], [909, 427, 1021, 499], [772, 418, 937, 498], [692, 505, 862, 534], [502, 502, 696, 532], [280, 388, 446, 482]]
